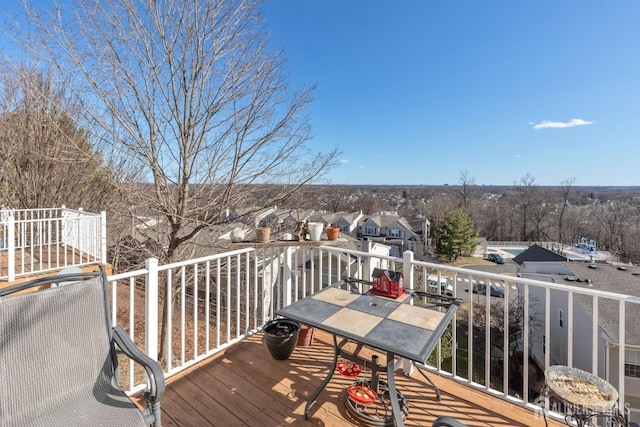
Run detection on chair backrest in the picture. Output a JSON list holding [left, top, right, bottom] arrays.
[[0, 274, 113, 420]]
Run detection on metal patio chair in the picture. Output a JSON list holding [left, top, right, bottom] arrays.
[[433, 416, 469, 427], [0, 267, 164, 426]]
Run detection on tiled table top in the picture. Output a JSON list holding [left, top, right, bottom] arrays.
[[277, 284, 458, 362]]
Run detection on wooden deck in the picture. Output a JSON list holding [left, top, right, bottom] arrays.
[[0, 247, 105, 286], [160, 330, 564, 426]]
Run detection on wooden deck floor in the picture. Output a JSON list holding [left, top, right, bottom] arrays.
[[160, 330, 563, 426], [0, 247, 105, 286]]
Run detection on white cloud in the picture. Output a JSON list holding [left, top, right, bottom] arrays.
[[356, 165, 365, 169], [339, 159, 350, 164], [532, 118, 593, 130]]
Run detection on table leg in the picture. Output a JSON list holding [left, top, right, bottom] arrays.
[[387, 352, 405, 427], [413, 362, 441, 401], [305, 334, 343, 419]]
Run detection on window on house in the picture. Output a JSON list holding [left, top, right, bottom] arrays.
[[389, 229, 400, 238], [559, 310, 564, 328], [364, 227, 376, 235], [543, 335, 546, 354], [625, 349, 640, 378]]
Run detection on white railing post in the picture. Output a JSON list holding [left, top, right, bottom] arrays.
[[100, 211, 107, 263], [618, 300, 626, 413], [145, 258, 160, 361], [403, 250, 414, 292], [402, 250, 415, 375], [361, 238, 373, 280], [7, 212, 15, 282], [283, 246, 293, 307]]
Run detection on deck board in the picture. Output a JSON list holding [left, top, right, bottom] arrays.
[[159, 330, 564, 426], [0, 248, 105, 286]]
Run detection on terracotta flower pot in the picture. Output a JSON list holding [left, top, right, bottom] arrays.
[[256, 227, 271, 243], [296, 324, 315, 346], [325, 226, 339, 241]]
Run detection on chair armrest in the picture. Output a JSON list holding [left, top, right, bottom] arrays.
[[432, 416, 469, 427], [112, 325, 166, 402]]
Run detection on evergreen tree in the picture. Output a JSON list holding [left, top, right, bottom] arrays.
[[433, 209, 478, 260]]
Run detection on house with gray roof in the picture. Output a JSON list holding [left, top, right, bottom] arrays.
[[515, 244, 640, 413], [357, 214, 422, 254], [512, 244, 568, 267], [308, 211, 364, 234], [332, 211, 364, 234]]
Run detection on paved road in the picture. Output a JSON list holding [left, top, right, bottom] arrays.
[[450, 260, 518, 302], [461, 260, 517, 275]]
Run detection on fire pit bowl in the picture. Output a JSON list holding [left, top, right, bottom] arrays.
[[545, 365, 618, 413]]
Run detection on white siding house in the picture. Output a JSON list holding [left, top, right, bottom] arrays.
[[514, 245, 640, 422]]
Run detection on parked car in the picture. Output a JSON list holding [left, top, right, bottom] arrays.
[[473, 283, 505, 298], [427, 275, 454, 296], [487, 253, 505, 264]]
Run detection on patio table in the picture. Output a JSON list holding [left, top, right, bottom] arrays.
[[277, 279, 461, 427]]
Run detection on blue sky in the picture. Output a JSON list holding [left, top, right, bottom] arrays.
[[3, 1, 638, 186], [261, 1, 640, 186]]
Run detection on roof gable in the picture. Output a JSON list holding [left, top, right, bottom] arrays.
[[512, 244, 567, 265], [362, 217, 381, 226], [372, 268, 403, 282]]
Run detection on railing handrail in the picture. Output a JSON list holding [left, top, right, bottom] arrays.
[[0, 207, 106, 281], [409, 257, 639, 302], [319, 244, 401, 263], [104, 244, 639, 425], [155, 247, 256, 272]]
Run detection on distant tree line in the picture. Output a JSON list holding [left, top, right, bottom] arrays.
[[296, 173, 640, 264]]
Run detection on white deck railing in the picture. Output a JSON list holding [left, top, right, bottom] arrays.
[[108, 245, 639, 423], [0, 207, 107, 281]]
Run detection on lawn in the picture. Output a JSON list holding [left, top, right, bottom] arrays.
[[449, 256, 493, 267]]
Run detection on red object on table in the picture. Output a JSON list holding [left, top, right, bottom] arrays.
[[369, 268, 404, 298]]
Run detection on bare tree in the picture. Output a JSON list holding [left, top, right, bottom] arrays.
[[322, 184, 350, 213], [557, 177, 575, 244], [0, 64, 115, 211], [514, 173, 537, 241], [561, 205, 589, 248], [630, 206, 640, 263], [15, 0, 338, 263], [530, 200, 554, 241], [592, 201, 631, 258], [357, 194, 382, 215], [14, 0, 338, 364], [458, 169, 475, 211], [425, 192, 458, 228]]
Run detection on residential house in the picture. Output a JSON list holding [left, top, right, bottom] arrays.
[[514, 244, 640, 422], [331, 211, 364, 234], [358, 214, 422, 255], [407, 214, 431, 250], [360, 238, 393, 278]]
